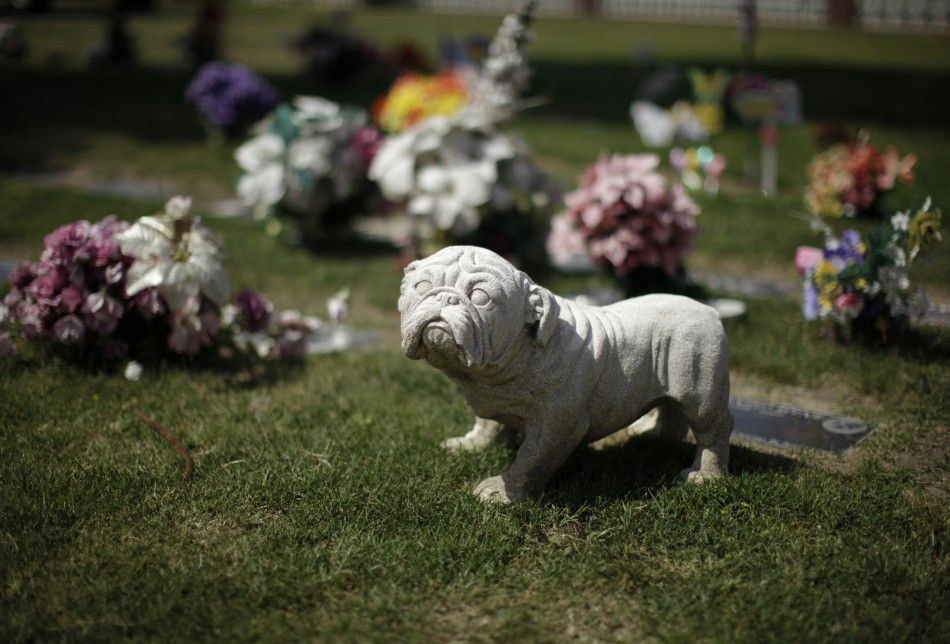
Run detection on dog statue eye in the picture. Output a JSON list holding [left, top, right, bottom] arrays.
[[470, 288, 490, 306], [415, 280, 432, 294]]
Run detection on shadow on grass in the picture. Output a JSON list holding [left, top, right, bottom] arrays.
[[811, 322, 950, 370], [531, 58, 950, 128], [881, 325, 950, 367], [0, 64, 393, 172], [542, 434, 799, 507], [301, 233, 401, 259], [4, 344, 309, 389], [2, 56, 948, 173]]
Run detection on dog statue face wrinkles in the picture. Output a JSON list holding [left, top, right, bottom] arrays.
[[398, 246, 556, 375]]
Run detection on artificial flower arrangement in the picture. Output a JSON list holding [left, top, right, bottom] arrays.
[[546, 153, 701, 296], [805, 136, 917, 220], [670, 146, 726, 196], [0, 197, 347, 372], [368, 0, 560, 267], [369, 114, 559, 263], [235, 96, 384, 243], [795, 198, 942, 343], [186, 62, 281, 137]]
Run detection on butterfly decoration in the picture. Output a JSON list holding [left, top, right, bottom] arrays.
[[688, 68, 731, 105]]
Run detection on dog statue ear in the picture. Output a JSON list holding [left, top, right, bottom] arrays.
[[398, 260, 420, 311], [526, 283, 559, 346]]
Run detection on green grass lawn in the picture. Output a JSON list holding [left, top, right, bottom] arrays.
[[1, 182, 948, 642], [2, 4, 950, 640]]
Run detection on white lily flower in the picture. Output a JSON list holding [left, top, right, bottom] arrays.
[[235, 132, 284, 173], [288, 138, 334, 175], [369, 129, 418, 200], [165, 196, 193, 220], [878, 266, 911, 316], [115, 196, 230, 313], [235, 133, 287, 208], [234, 330, 276, 358], [293, 96, 344, 132], [237, 164, 286, 210]]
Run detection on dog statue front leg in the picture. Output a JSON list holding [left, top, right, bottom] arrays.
[[442, 417, 505, 453], [474, 415, 588, 504]]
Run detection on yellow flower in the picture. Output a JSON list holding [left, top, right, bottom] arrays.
[[908, 207, 942, 254], [805, 187, 845, 219], [814, 260, 841, 298], [374, 70, 469, 133]]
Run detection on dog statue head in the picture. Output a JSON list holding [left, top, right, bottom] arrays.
[[399, 246, 560, 375]]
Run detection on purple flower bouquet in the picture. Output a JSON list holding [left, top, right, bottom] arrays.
[[186, 62, 280, 136], [0, 197, 342, 371]]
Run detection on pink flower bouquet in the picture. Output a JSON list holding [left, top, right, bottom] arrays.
[[547, 153, 700, 292]]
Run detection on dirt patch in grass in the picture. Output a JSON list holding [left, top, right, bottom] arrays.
[[432, 594, 650, 643], [882, 421, 950, 502]]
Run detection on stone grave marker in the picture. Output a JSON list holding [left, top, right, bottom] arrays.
[[730, 397, 869, 454]]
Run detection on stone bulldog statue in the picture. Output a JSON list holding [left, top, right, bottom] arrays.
[[399, 246, 733, 503]]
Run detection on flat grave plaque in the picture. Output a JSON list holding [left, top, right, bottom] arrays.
[[730, 397, 870, 454]]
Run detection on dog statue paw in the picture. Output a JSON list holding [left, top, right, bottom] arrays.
[[473, 475, 512, 504], [399, 246, 733, 503]]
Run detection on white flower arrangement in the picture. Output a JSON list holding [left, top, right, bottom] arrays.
[[234, 96, 380, 236], [371, 117, 524, 235], [368, 0, 557, 240]]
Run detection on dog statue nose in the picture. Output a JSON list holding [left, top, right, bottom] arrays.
[[437, 292, 459, 306]]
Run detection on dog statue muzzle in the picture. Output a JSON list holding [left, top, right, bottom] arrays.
[[401, 287, 483, 369]]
